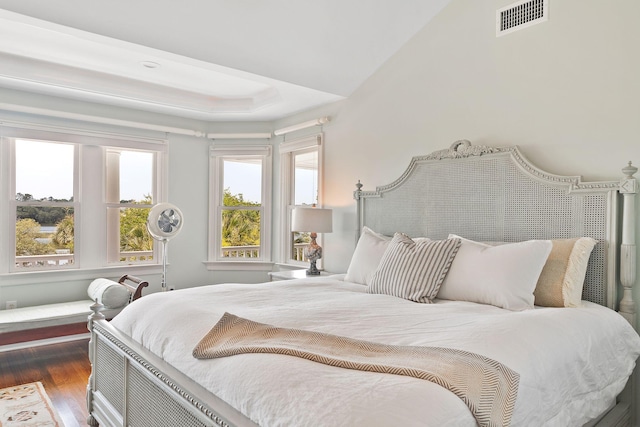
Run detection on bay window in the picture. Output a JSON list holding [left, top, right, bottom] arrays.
[[207, 145, 272, 269], [14, 139, 77, 270], [1, 124, 166, 275], [279, 134, 323, 266]]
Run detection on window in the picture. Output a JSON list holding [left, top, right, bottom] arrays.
[[208, 145, 272, 269], [1, 125, 166, 274], [106, 149, 157, 264], [279, 134, 323, 266], [14, 139, 77, 270]]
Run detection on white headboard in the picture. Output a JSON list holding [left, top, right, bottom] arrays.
[[354, 141, 637, 326]]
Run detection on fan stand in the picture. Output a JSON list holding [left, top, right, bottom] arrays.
[[160, 239, 169, 292], [146, 203, 183, 292]]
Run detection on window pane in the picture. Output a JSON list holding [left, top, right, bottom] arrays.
[[223, 158, 262, 205], [120, 151, 154, 203], [119, 207, 154, 261], [292, 231, 310, 261], [106, 148, 156, 265], [15, 139, 74, 201], [294, 151, 318, 205], [15, 208, 74, 269], [220, 209, 260, 257]]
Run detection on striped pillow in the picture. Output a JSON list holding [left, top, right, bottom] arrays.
[[368, 234, 461, 303]]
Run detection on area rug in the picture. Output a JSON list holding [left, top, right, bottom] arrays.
[[0, 382, 65, 426]]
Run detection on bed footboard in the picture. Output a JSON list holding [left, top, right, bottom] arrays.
[[86, 303, 256, 427]]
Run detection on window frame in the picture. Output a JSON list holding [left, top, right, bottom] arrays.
[[278, 134, 324, 267], [11, 138, 79, 272], [206, 144, 273, 270], [0, 123, 167, 277], [105, 147, 160, 266]]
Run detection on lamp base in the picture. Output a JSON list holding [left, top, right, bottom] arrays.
[[304, 236, 323, 276], [306, 261, 321, 276]]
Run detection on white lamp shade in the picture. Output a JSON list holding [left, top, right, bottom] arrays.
[[292, 207, 333, 233]]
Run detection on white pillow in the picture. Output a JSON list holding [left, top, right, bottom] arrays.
[[437, 235, 552, 310], [88, 278, 131, 309], [345, 227, 392, 285], [368, 234, 461, 303]]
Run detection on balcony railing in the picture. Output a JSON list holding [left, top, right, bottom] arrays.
[[222, 245, 260, 258], [15, 253, 75, 268], [14, 251, 154, 268], [15, 244, 309, 268], [119, 251, 154, 263], [293, 243, 307, 261], [220, 244, 308, 260]]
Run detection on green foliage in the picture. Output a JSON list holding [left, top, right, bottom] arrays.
[[16, 194, 72, 226], [120, 206, 153, 252], [51, 214, 74, 251], [15, 218, 53, 256], [15, 194, 153, 258], [119, 195, 153, 252], [222, 189, 261, 247]]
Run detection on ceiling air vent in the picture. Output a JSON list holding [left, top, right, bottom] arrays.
[[497, 0, 548, 37]]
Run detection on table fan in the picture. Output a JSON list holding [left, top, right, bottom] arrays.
[[146, 203, 184, 291]]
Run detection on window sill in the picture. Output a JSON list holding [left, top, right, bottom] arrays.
[[203, 261, 274, 271], [0, 264, 163, 286]]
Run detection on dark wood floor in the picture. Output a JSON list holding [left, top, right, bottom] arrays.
[[0, 339, 91, 427]]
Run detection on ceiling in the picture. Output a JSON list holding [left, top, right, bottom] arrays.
[[0, 1, 451, 122]]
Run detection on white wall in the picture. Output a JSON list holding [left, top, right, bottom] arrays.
[[0, 88, 273, 308], [278, 0, 640, 323], [274, 0, 640, 422], [1, 0, 639, 420]]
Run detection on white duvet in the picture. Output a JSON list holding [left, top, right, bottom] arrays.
[[111, 276, 640, 427]]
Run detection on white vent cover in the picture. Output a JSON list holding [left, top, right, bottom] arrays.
[[497, 0, 548, 36]]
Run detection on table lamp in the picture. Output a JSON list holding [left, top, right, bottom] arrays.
[[291, 207, 333, 275]]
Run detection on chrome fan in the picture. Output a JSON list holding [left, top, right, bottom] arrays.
[[147, 203, 184, 291]]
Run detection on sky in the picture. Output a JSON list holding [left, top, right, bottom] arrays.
[[16, 140, 74, 200], [223, 159, 317, 205], [16, 139, 317, 205], [16, 140, 152, 201]]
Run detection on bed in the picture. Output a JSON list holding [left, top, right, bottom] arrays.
[[86, 141, 640, 427]]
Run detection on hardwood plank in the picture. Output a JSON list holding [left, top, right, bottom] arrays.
[[0, 339, 91, 427]]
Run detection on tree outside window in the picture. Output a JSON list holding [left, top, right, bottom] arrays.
[[208, 145, 272, 267]]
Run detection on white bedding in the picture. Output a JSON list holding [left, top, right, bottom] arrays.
[[111, 276, 640, 427]]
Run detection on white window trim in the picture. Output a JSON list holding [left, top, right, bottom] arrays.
[[10, 140, 80, 273], [279, 134, 324, 267], [206, 144, 272, 270], [0, 124, 167, 279]]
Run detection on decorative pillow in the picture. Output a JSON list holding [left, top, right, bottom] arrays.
[[345, 227, 392, 285], [368, 234, 461, 303], [533, 237, 597, 307], [88, 278, 131, 309], [437, 235, 552, 310]]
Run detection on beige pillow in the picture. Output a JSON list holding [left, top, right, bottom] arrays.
[[368, 233, 461, 303], [534, 237, 597, 307]]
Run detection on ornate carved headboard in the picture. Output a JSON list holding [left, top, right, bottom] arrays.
[[354, 140, 637, 326]]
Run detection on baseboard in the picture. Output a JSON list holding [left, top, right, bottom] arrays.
[[0, 321, 88, 345], [0, 332, 90, 352]]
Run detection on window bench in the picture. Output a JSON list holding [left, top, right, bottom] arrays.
[[0, 275, 147, 349]]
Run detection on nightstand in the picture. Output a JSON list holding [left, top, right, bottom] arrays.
[[268, 269, 333, 281]]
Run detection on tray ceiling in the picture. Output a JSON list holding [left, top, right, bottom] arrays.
[[0, 1, 451, 121]]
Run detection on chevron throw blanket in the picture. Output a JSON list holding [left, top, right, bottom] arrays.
[[193, 312, 520, 427]]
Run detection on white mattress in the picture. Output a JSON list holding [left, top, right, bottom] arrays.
[[111, 277, 640, 427]]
